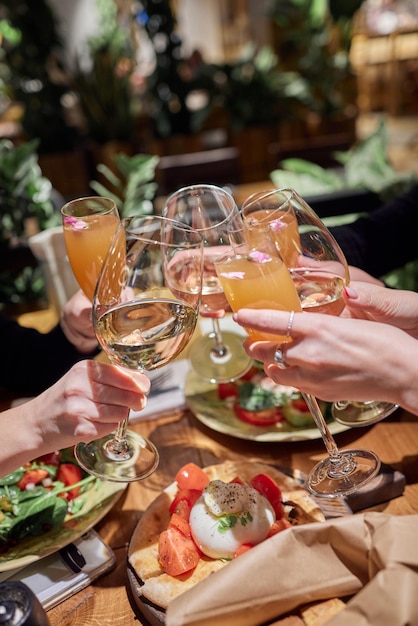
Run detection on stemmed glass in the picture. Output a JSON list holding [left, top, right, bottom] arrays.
[[162, 184, 253, 383], [61, 196, 120, 301], [229, 196, 382, 497], [241, 188, 399, 428], [74, 215, 204, 482]]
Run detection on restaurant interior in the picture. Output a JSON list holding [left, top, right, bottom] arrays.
[[1, 1, 418, 625]]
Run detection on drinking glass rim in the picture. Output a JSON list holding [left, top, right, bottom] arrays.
[[61, 196, 117, 217], [241, 188, 296, 221], [121, 214, 204, 248]]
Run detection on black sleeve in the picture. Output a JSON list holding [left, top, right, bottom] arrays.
[[0, 313, 99, 396], [329, 183, 418, 278]]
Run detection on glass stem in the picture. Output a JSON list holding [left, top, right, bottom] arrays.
[[107, 413, 130, 456], [211, 318, 228, 358], [302, 393, 340, 463]]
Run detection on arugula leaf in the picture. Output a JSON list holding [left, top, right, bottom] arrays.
[[238, 382, 286, 411]]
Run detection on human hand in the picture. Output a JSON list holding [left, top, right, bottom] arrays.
[[26, 360, 150, 452], [60, 290, 98, 353], [233, 308, 414, 410], [344, 282, 418, 338]]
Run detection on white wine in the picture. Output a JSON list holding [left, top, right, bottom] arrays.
[[96, 299, 198, 370], [292, 270, 346, 316]]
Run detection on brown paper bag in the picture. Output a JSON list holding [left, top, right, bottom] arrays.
[[166, 512, 418, 626]]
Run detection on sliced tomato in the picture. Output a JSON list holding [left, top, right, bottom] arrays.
[[158, 526, 200, 576], [250, 473, 284, 519], [234, 543, 254, 557], [267, 518, 292, 537], [56, 463, 83, 500], [168, 512, 192, 538], [17, 469, 49, 490], [36, 451, 62, 467], [175, 463, 209, 491], [229, 475, 245, 485], [217, 382, 239, 400], [169, 488, 202, 518], [233, 402, 284, 426]]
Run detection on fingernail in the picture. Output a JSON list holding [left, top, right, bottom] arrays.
[[232, 313, 238, 321], [344, 286, 358, 299]]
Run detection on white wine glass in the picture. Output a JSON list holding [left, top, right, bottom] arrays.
[[74, 215, 204, 482], [61, 196, 120, 301], [163, 184, 253, 383], [235, 195, 382, 497], [242, 188, 399, 429]]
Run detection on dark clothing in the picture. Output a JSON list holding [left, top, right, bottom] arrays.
[[330, 183, 418, 279], [0, 314, 97, 396]]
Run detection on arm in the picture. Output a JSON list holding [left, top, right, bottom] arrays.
[[0, 360, 150, 477], [233, 308, 418, 415]]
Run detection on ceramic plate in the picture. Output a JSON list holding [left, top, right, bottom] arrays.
[[185, 369, 349, 442], [0, 457, 126, 573]]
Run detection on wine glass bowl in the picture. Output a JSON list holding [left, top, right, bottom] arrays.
[[74, 215, 204, 482], [163, 184, 253, 383], [61, 196, 120, 300]]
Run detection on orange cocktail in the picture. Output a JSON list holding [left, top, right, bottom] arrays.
[[215, 250, 302, 343], [62, 197, 120, 300]]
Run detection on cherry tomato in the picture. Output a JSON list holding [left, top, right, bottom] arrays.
[[250, 473, 284, 519], [168, 512, 192, 538], [36, 451, 62, 466], [267, 518, 292, 537], [217, 382, 239, 400], [169, 488, 201, 518], [158, 526, 200, 576], [17, 469, 49, 490], [175, 463, 209, 491], [56, 463, 83, 500], [229, 476, 245, 485], [233, 402, 284, 426], [234, 543, 254, 557]]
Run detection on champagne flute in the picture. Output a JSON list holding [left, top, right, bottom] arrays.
[[74, 215, 204, 482], [162, 184, 253, 383], [61, 196, 120, 300], [241, 188, 399, 428]]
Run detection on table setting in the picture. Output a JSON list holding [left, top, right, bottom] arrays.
[[1, 184, 418, 626]]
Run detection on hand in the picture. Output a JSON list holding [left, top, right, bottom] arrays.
[[344, 282, 418, 338], [233, 308, 417, 412], [60, 290, 98, 353], [348, 266, 385, 286], [1, 361, 151, 476]]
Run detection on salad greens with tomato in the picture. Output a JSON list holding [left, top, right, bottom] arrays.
[[0, 449, 98, 549]]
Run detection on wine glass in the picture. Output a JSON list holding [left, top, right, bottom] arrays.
[[232, 197, 381, 497], [61, 196, 120, 300], [74, 215, 204, 482], [162, 184, 253, 383], [242, 188, 399, 428]]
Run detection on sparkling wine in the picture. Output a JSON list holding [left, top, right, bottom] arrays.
[[292, 270, 346, 316], [95, 300, 198, 370]]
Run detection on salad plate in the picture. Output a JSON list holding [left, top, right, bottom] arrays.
[[184, 369, 349, 442], [0, 450, 126, 573]]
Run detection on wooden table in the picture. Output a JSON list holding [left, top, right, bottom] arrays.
[[42, 405, 418, 626]]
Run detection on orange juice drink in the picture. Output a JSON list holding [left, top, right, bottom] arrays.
[[215, 251, 302, 342], [245, 208, 301, 268], [63, 213, 119, 300]]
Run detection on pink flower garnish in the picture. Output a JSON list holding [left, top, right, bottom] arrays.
[[269, 219, 286, 232], [248, 251, 271, 263], [220, 271, 245, 279], [64, 216, 87, 230]]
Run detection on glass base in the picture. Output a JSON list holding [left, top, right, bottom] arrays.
[[189, 331, 253, 383], [307, 449, 381, 498], [74, 430, 159, 483], [332, 400, 399, 427]]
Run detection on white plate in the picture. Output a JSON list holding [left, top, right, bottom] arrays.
[[185, 369, 349, 442], [0, 453, 126, 573]]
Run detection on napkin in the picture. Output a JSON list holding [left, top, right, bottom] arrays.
[[166, 512, 418, 626]]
